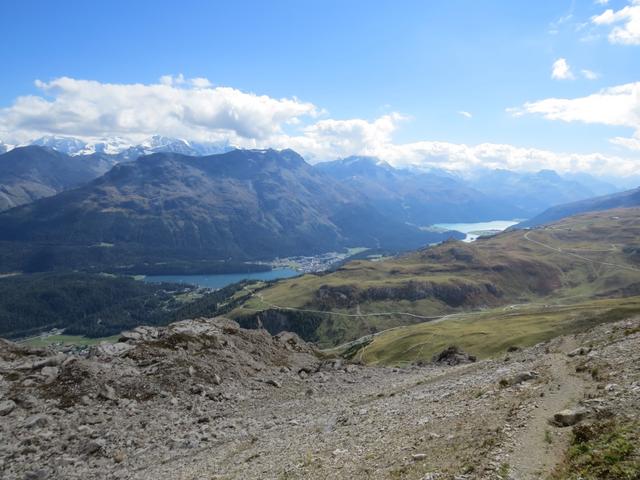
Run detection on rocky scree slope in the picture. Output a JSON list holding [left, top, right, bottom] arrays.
[[1, 316, 639, 479]]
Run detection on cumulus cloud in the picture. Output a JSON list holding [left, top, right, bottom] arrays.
[[276, 115, 637, 176], [359, 140, 636, 176], [592, 0, 640, 45], [512, 81, 640, 155], [458, 111, 473, 118], [551, 58, 575, 80], [0, 76, 637, 176], [0, 76, 318, 144], [514, 82, 640, 127]]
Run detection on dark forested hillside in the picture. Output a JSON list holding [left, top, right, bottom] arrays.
[[0, 273, 250, 339]]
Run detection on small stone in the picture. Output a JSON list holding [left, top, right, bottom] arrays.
[[32, 353, 66, 369], [511, 371, 538, 385], [98, 384, 118, 401], [24, 414, 49, 429], [190, 384, 204, 394], [40, 366, 58, 378], [567, 347, 590, 357], [212, 374, 222, 385], [553, 408, 589, 427], [83, 439, 105, 455], [265, 379, 282, 388], [0, 400, 16, 416], [113, 450, 126, 463], [24, 470, 48, 480], [412, 453, 428, 461]]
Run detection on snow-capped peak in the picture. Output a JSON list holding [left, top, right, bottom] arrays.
[[23, 135, 235, 159], [0, 140, 15, 154], [31, 135, 88, 155]]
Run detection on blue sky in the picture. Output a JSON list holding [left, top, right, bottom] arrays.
[[0, 0, 639, 174]]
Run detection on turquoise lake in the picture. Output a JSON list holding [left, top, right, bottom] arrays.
[[435, 220, 521, 242], [143, 267, 300, 289]]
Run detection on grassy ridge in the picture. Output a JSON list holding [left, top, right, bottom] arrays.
[[355, 296, 640, 365], [231, 208, 640, 347]]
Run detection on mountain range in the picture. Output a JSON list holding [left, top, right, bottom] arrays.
[[30, 134, 233, 158], [316, 156, 620, 223], [0, 137, 631, 274], [517, 186, 640, 228], [0, 148, 457, 272], [0, 146, 116, 211]]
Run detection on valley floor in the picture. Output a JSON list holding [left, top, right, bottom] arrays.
[[1, 316, 638, 479]]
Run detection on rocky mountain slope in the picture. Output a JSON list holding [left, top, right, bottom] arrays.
[[516, 187, 640, 228], [0, 146, 116, 211], [0, 149, 455, 272], [1, 314, 638, 479]]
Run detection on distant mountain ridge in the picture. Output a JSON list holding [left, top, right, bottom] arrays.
[[0, 148, 458, 272], [315, 156, 620, 224], [516, 186, 640, 228], [0, 146, 116, 211], [25, 134, 233, 159], [0, 144, 623, 223]]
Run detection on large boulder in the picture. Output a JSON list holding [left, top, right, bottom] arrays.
[[432, 345, 476, 366]]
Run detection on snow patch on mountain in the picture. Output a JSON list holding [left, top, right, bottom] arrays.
[[24, 135, 234, 158]]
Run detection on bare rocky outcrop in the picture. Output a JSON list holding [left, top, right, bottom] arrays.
[[431, 345, 477, 366]]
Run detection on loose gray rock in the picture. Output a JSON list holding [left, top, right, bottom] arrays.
[[0, 399, 16, 416], [98, 384, 118, 401], [552, 408, 589, 427], [24, 414, 50, 429], [83, 439, 106, 455], [510, 371, 538, 385], [567, 347, 591, 357], [32, 353, 66, 369], [24, 469, 48, 480]]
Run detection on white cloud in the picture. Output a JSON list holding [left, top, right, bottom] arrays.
[[610, 135, 640, 150], [551, 58, 575, 80], [592, 0, 640, 45], [595, 0, 609, 5], [514, 82, 640, 128], [0, 76, 638, 176], [0, 76, 318, 144], [275, 115, 637, 176], [581, 69, 600, 80], [458, 111, 473, 118], [512, 81, 640, 156], [190, 77, 213, 88]]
